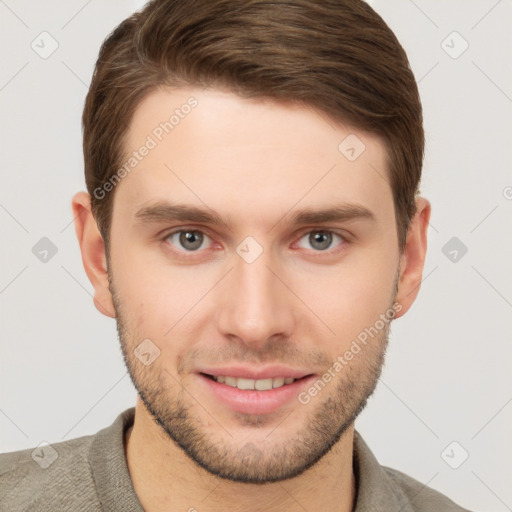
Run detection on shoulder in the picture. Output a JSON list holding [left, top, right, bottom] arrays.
[[382, 465, 472, 512], [352, 430, 475, 512], [0, 433, 101, 512]]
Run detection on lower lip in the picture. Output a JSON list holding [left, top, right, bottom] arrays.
[[197, 373, 315, 415]]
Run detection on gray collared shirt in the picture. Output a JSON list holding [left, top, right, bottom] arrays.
[[0, 408, 472, 511]]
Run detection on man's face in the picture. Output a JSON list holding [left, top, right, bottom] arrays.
[[107, 86, 401, 483]]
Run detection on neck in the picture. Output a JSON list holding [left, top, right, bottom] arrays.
[[125, 401, 356, 512]]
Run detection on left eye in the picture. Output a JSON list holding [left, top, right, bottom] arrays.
[[296, 230, 344, 252], [166, 230, 213, 252]]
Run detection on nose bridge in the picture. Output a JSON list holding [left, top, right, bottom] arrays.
[[217, 246, 294, 348]]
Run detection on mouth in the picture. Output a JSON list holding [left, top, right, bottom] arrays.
[[201, 373, 306, 390], [197, 369, 316, 415]]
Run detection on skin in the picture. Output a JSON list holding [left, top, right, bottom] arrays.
[[73, 86, 430, 512]]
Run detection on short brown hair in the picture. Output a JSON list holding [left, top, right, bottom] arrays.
[[82, 0, 423, 251]]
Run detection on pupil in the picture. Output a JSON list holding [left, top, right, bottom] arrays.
[[181, 231, 203, 250], [311, 231, 331, 250]]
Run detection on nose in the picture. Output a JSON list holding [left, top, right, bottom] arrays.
[[216, 249, 295, 351]]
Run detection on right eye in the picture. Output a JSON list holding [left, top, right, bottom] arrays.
[[165, 229, 214, 252]]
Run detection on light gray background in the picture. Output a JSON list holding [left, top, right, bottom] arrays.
[[1, 1, 511, 511]]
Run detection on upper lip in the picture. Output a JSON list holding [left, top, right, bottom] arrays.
[[197, 365, 312, 380]]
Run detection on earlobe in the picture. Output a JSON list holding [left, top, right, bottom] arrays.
[[71, 192, 116, 318], [394, 197, 431, 319]]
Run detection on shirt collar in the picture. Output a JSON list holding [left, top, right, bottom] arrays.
[[89, 408, 144, 511], [352, 430, 414, 511]]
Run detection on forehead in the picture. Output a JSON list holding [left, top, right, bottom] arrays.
[[115, 86, 393, 230]]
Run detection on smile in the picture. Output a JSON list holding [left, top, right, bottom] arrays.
[[209, 375, 296, 390], [198, 371, 315, 415]]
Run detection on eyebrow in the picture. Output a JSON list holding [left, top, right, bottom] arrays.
[[134, 201, 375, 230]]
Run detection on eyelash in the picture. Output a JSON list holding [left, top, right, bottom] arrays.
[[162, 227, 348, 258]]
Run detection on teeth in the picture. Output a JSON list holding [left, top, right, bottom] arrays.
[[237, 377, 255, 390], [213, 375, 296, 390], [255, 378, 273, 391], [272, 377, 284, 388], [225, 376, 237, 387]]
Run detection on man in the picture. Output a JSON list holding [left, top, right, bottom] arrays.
[[0, 1, 472, 510]]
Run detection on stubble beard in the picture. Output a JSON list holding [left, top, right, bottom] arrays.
[[111, 277, 393, 484]]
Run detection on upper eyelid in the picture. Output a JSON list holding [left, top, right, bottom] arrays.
[[164, 226, 216, 242], [164, 226, 346, 238]]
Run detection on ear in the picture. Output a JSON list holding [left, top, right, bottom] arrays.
[[394, 197, 431, 318], [71, 192, 115, 318]]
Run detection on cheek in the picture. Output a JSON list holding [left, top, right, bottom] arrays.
[[112, 252, 215, 341], [110, 251, 167, 338], [294, 250, 398, 346]]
